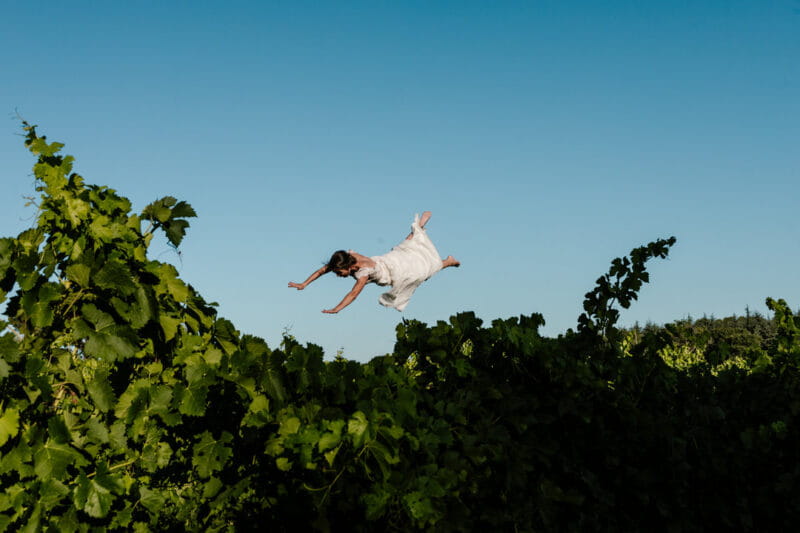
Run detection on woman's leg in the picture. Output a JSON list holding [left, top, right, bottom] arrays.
[[442, 255, 460, 268], [406, 211, 432, 240], [418, 211, 431, 228]]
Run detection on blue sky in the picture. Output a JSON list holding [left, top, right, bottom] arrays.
[[1, 1, 798, 361]]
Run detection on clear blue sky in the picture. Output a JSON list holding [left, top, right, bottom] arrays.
[[2, 1, 798, 361]]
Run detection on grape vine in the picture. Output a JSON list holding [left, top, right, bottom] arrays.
[[1, 123, 798, 531]]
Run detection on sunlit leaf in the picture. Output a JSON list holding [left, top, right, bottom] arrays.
[[0, 406, 20, 446], [34, 441, 86, 480], [348, 411, 369, 447]]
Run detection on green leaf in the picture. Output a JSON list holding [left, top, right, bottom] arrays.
[[242, 394, 271, 427], [248, 394, 269, 413], [276, 457, 292, 472], [171, 201, 197, 219], [89, 187, 131, 216], [213, 318, 239, 355], [34, 441, 87, 480], [17, 270, 40, 291], [108, 420, 128, 452], [0, 440, 34, 478], [142, 437, 173, 473], [363, 491, 391, 520], [404, 490, 438, 523], [27, 283, 61, 328], [64, 197, 90, 227], [84, 416, 110, 444], [0, 333, 20, 363], [47, 416, 71, 444], [19, 502, 42, 533], [164, 219, 190, 247], [279, 417, 301, 436], [147, 385, 180, 425], [73, 468, 121, 518], [318, 419, 345, 453], [84, 329, 138, 361], [82, 303, 115, 331], [0, 237, 16, 267], [16, 228, 44, 252], [30, 301, 54, 328], [183, 354, 211, 384], [204, 346, 223, 366], [89, 216, 127, 242], [348, 411, 370, 447], [87, 370, 116, 412], [192, 431, 233, 478], [80, 305, 138, 360], [130, 284, 155, 329], [138, 486, 166, 514], [29, 137, 64, 157], [159, 314, 182, 341], [110, 506, 133, 529], [115, 381, 149, 424], [142, 197, 176, 223], [94, 260, 136, 295], [324, 447, 339, 467], [38, 478, 69, 510], [141, 198, 196, 247], [177, 382, 208, 416], [202, 477, 223, 499], [0, 406, 20, 447], [368, 440, 400, 476], [0, 516, 13, 532]]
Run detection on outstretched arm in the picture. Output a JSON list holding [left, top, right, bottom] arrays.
[[323, 276, 369, 314], [288, 265, 328, 290]]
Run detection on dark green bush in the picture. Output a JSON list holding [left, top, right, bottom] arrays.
[[1, 124, 798, 531]]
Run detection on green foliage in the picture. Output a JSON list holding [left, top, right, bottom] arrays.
[[767, 297, 800, 362], [1, 123, 799, 531], [578, 237, 676, 341], [626, 309, 781, 375]]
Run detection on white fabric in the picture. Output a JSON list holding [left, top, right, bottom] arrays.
[[354, 214, 443, 311]]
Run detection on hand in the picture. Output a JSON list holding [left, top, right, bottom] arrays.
[[288, 282, 304, 290], [322, 309, 338, 314]]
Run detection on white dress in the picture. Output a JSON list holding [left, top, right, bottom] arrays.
[[354, 214, 443, 311]]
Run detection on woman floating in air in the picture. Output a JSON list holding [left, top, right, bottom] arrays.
[[289, 211, 460, 313]]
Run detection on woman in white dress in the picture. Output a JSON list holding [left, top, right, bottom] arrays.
[[288, 211, 460, 313]]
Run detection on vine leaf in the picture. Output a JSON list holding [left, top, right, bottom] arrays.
[[73, 465, 124, 518], [33, 441, 87, 480], [142, 196, 197, 247], [86, 370, 116, 412], [0, 406, 20, 446], [578, 236, 677, 340], [192, 431, 234, 478]]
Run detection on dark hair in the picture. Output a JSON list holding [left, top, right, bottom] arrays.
[[326, 250, 356, 273]]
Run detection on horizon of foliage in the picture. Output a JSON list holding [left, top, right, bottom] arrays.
[[1, 123, 799, 531]]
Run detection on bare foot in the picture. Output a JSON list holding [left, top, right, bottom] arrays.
[[442, 255, 460, 268]]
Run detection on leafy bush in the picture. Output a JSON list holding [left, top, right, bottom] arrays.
[[1, 124, 798, 531]]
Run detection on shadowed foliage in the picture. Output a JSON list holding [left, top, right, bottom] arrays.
[[1, 124, 798, 531]]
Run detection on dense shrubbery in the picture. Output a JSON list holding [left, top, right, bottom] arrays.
[[1, 124, 799, 531]]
